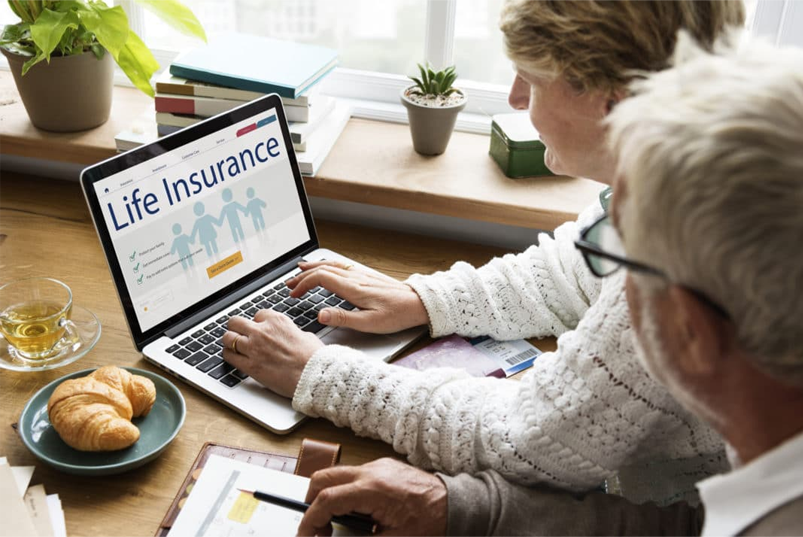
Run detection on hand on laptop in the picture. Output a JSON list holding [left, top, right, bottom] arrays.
[[222, 310, 323, 398], [286, 260, 429, 334], [298, 458, 447, 537]]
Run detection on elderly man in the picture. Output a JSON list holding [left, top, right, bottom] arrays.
[[295, 35, 803, 537]]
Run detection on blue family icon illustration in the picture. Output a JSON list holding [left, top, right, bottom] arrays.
[[171, 188, 268, 268], [219, 188, 248, 243], [246, 187, 267, 231], [170, 223, 196, 270], [190, 201, 220, 256]]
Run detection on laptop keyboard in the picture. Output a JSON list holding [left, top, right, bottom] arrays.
[[163, 281, 355, 388]]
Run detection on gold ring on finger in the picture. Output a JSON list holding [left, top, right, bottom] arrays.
[[232, 334, 241, 354]]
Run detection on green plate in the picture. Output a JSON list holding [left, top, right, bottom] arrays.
[[18, 367, 186, 476]]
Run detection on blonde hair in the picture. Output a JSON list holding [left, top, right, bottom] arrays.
[[608, 33, 803, 386], [500, 0, 744, 92]]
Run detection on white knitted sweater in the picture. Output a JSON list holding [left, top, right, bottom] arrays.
[[293, 201, 726, 503]]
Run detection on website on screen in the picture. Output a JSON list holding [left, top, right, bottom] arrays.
[[94, 111, 310, 332]]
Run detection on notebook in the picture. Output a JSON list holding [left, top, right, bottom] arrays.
[[80, 95, 424, 434], [158, 440, 341, 537], [170, 34, 338, 99]]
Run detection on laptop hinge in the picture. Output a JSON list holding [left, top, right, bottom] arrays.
[[164, 254, 308, 339]]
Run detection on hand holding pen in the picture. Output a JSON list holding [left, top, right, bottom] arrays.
[[238, 489, 375, 534], [295, 458, 448, 536]]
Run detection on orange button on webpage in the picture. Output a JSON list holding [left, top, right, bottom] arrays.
[[207, 251, 244, 279]]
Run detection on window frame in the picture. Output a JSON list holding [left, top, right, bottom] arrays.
[[4, 0, 794, 133], [751, 0, 803, 47]]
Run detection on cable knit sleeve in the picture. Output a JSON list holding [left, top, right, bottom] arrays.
[[406, 202, 604, 340], [293, 272, 724, 497]]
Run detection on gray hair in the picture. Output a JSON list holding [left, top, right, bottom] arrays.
[[608, 31, 803, 386]]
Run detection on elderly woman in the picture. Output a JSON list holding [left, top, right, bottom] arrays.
[[223, 0, 744, 504]]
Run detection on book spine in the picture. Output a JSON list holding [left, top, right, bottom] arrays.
[[156, 96, 251, 118], [169, 65, 297, 99]]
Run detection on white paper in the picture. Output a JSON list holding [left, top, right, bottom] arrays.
[[168, 455, 311, 537], [0, 457, 36, 497], [24, 485, 54, 537], [46, 495, 66, 537], [0, 461, 38, 537]]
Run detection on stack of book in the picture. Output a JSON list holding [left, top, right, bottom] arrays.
[[116, 34, 352, 176]]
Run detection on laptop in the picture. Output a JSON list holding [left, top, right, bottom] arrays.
[[80, 94, 425, 434]]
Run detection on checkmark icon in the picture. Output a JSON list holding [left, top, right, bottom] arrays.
[[133, 262, 140, 273], [129, 251, 136, 262], [137, 274, 144, 285]]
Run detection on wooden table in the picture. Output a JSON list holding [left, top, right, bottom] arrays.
[[0, 172, 556, 537]]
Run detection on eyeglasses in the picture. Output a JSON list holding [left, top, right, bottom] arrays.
[[574, 213, 664, 278], [574, 213, 730, 318]]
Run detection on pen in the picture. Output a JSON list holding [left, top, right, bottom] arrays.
[[237, 488, 376, 534]]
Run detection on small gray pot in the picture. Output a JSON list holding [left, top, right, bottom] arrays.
[[1, 47, 114, 132], [401, 86, 467, 156]]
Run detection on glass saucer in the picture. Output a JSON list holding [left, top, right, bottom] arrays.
[[0, 305, 101, 372]]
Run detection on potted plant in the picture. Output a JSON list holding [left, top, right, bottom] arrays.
[[0, 0, 205, 132], [401, 63, 467, 156]]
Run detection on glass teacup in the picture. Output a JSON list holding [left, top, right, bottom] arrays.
[[0, 278, 80, 361]]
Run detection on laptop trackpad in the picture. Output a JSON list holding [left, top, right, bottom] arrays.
[[321, 328, 401, 361]]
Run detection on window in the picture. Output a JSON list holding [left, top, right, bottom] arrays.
[[142, 0, 428, 77], [751, 0, 803, 47], [0, 0, 786, 129], [129, 0, 512, 130], [0, 2, 14, 27]]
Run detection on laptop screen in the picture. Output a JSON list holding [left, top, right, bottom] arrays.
[[82, 96, 316, 343]]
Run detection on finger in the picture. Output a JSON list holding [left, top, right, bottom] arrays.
[[296, 521, 332, 537], [288, 261, 346, 287], [300, 484, 376, 537], [317, 307, 370, 331], [221, 347, 250, 370], [253, 308, 282, 323], [221, 329, 251, 356], [305, 466, 362, 503], [298, 259, 343, 270], [289, 267, 358, 298], [226, 314, 262, 335]]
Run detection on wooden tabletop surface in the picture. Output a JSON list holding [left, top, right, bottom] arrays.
[[0, 71, 604, 231], [0, 172, 556, 537]]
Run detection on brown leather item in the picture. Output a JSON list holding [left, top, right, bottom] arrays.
[[156, 438, 342, 537], [294, 438, 342, 477]]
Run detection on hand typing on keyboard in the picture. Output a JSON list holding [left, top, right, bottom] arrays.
[[221, 309, 324, 398], [285, 260, 429, 334]]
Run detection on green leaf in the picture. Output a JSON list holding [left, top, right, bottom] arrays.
[[90, 42, 103, 59], [21, 51, 46, 75], [8, 0, 34, 23], [29, 8, 79, 62], [0, 22, 28, 44], [53, 1, 83, 13], [79, 3, 128, 60], [116, 30, 159, 97], [418, 63, 429, 85], [28, 1, 44, 20], [134, 0, 206, 41]]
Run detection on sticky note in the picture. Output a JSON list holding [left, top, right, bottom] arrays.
[[227, 492, 259, 524]]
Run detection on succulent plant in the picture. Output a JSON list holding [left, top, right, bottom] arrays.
[[408, 63, 461, 97]]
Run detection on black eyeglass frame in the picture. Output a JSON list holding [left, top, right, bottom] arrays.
[[574, 214, 665, 278], [574, 213, 730, 319]]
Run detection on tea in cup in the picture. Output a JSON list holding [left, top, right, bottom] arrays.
[[0, 278, 80, 361]]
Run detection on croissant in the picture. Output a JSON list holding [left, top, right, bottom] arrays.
[[47, 366, 157, 451]]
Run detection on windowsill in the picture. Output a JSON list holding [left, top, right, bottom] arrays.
[[0, 71, 604, 231]]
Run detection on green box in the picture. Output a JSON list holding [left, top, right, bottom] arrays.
[[489, 113, 554, 178]]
